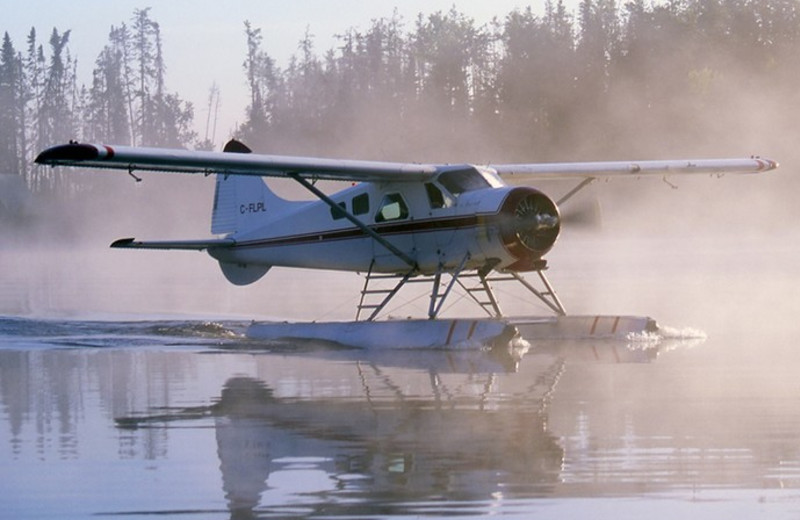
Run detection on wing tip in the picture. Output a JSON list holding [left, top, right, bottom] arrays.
[[760, 158, 779, 172], [35, 142, 101, 165], [110, 237, 136, 248]]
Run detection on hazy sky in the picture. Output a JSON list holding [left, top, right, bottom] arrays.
[[4, 1, 581, 147]]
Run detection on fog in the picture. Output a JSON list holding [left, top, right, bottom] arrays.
[[1, 2, 798, 337], [3, 153, 795, 346], [6, 135, 793, 332], [5, 8, 800, 519]]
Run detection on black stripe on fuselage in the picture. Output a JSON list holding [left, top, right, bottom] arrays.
[[233, 213, 488, 250]]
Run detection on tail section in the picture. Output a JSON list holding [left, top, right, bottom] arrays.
[[211, 140, 292, 236], [210, 140, 287, 285], [210, 174, 276, 235]]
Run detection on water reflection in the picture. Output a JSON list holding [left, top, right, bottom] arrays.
[[111, 340, 665, 517], [203, 374, 559, 517], [3, 325, 799, 518]]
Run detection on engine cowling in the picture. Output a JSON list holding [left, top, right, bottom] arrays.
[[497, 187, 561, 271]]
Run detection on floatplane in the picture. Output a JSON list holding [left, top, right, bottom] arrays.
[[36, 140, 777, 348]]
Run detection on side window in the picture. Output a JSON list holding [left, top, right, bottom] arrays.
[[375, 193, 409, 223], [424, 182, 445, 209], [330, 201, 346, 220], [353, 193, 369, 215]]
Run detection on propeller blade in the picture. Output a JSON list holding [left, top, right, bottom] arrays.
[[560, 198, 602, 229]]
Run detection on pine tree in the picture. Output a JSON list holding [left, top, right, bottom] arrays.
[[0, 33, 20, 175]]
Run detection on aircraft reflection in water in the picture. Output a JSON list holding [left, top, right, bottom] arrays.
[[116, 338, 670, 517], [9, 319, 799, 517]]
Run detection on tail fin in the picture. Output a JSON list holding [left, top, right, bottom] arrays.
[[211, 140, 291, 236]]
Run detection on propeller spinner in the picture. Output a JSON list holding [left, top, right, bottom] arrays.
[[497, 188, 561, 270]]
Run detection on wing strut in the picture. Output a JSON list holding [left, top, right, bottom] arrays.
[[556, 177, 595, 206], [428, 253, 470, 319], [287, 173, 418, 269]]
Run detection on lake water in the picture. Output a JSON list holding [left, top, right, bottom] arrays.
[[1, 311, 799, 519], [2, 233, 800, 519]]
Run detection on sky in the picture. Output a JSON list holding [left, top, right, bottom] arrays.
[[2, 0, 581, 148]]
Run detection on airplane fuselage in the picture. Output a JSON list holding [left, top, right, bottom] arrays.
[[209, 166, 560, 276]]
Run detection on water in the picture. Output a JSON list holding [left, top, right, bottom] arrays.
[[2, 229, 800, 518], [1, 313, 799, 519]]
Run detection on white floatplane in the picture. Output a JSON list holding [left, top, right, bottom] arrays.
[[36, 140, 776, 347]]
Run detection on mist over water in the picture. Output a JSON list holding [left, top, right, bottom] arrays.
[[2, 152, 796, 334], [3, 4, 800, 518], [2, 0, 797, 326], [3, 135, 800, 520]]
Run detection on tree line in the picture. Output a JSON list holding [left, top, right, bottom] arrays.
[[1, 1, 799, 195], [239, 0, 800, 164], [0, 8, 194, 192]]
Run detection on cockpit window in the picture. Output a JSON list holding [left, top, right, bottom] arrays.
[[437, 167, 491, 195], [352, 193, 369, 215], [330, 201, 346, 220], [375, 193, 409, 223], [424, 182, 446, 209]]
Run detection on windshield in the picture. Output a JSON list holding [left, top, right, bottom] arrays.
[[437, 167, 491, 195]]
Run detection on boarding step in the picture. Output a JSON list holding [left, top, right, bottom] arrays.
[[356, 264, 415, 321]]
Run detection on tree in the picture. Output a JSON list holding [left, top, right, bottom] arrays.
[[498, 4, 577, 158], [27, 28, 79, 191], [413, 8, 486, 115], [0, 33, 21, 175], [39, 29, 75, 146], [123, 8, 194, 147], [240, 21, 280, 144], [84, 26, 130, 144]]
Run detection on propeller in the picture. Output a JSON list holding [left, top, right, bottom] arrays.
[[560, 197, 603, 230], [498, 187, 602, 259], [512, 192, 561, 252]]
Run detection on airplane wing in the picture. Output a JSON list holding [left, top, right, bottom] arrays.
[[491, 157, 777, 180], [35, 142, 438, 183], [36, 142, 777, 183], [110, 237, 235, 250]]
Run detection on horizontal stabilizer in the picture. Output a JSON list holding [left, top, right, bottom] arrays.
[[110, 237, 234, 250]]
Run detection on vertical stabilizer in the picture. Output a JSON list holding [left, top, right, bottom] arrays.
[[211, 140, 291, 236]]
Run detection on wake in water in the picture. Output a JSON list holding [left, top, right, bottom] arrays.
[[0, 316, 250, 350], [625, 324, 708, 351]]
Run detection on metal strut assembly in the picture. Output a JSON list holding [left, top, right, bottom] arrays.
[[427, 254, 470, 319], [357, 254, 471, 321], [357, 257, 567, 321], [510, 269, 566, 316], [356, 260, 416, 321], [463, 268, 566, 317]]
